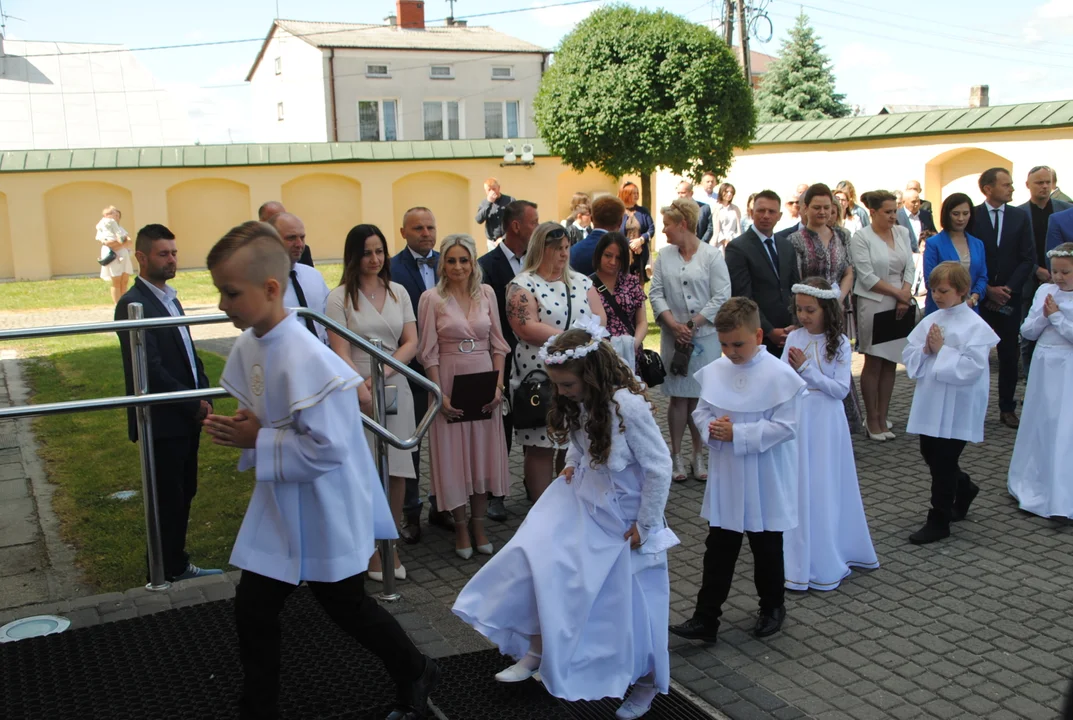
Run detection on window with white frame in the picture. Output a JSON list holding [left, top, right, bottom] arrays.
[[423, 101, 460, 141], [429, 65, 454, 79], [274, 57, 282, 75], [366, 64, 390, 78], [484, 101, 520, 139], [358, 100, 398, 141], [491, 66, 513, 80], [277, 102, 284, 121]]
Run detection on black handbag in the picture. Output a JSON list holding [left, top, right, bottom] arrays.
[[98, 248, 118, 266], [589, 274, 664, 387], [511, 279, 572, 430]]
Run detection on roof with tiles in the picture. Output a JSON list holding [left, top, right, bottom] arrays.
[[273, 19, 548, 53]]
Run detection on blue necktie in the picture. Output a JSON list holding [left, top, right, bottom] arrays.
[[764, 237, 780, 277]]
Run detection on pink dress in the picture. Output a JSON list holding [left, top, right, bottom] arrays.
[[417, 285, 511, 511]]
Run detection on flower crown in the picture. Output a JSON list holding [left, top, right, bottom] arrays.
[[791, 283, 840, 301], [538, 315, 610, 365], [1047, 249, 1073, 259]]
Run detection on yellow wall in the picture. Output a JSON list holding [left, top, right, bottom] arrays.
[[0, 193, 11, 279], [0, 157, 618, 280]]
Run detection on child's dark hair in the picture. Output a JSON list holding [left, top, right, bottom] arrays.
[[795, 276, 844, 362], [546, 329, 647, 467]]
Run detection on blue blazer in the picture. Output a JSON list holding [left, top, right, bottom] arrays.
[[922, 230, 988, 316], [390, 247, 440, 333], [1046, 207, 1073, 265]]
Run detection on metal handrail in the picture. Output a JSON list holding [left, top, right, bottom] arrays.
[[0, 305, 442, 599], [0, 309, 443, 450]]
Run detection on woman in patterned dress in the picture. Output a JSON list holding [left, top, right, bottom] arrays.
[[507, 223, 607, 502], [588, 231, 648, 371]]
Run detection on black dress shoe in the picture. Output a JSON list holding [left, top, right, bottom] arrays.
[[753, 606, 786, 638], [487, 496, 508, 522], [909, 509, 950, 545], [399, 516, 421, 544], [669, 617, 719, 643], [386, 656, 440, 720], [951, 477, 979, 522], [428, 509, 453, 530], [1000, 411, 1020, 429]]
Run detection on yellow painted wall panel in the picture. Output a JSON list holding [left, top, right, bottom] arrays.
[[0, 193, 12, 280], [166, 179, 252, 269], [44, 182, 135, 277], [281, 173, 362, 262]]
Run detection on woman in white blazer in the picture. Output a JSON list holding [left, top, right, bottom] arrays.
[[851, 191, 916, 441]]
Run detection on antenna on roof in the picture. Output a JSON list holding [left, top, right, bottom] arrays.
[[446, 0, 458, 24]]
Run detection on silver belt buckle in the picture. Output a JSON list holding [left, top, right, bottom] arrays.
[[458, 338, 476, 354]]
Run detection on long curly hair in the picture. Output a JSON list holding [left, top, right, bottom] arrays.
[[546, 329, 648, 467], [795, 276, 844, 363]]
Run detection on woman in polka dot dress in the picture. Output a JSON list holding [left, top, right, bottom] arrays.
[[507, 223, 607, 502]]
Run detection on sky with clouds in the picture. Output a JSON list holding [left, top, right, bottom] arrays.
[[5, 0, 1073, 144]]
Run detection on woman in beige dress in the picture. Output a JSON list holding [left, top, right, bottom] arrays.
[[418, 234, 511, 560], [326, 224, 417, 582]]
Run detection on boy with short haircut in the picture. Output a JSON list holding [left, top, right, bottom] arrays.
[[670, 297, 806, 643], [203, 221, 438, 720], [903, 261, 999, 545]]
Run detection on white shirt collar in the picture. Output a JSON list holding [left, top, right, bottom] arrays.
[[499, 241, 524, 263], [409, 247, 433, 261], [751, 226, 773, 243], [139, 276, 176, 305], [985, 201, 1005, 213]]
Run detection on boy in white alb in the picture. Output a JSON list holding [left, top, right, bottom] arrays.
[[903, 262, 999, 545], [669, 298, 806, 643], [203, 221, 438, 720]]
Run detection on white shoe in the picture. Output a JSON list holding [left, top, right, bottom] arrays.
[[883, 431, 896, 440], [367, 570, 383, 583], [886, 420, 893, 430], [616, 685, 657, 719], [866, 430, 887, 442], [692, 452, 707, 481], [495, 657, 540, 683], [394, 564, 406, 581], [476, 543, 494, 555], [455, 546, 473, 560], [672, 455, 688, 482]]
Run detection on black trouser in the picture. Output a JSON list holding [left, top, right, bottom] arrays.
[[150, 434, 200, 580], [234, 570, 426, 720], [405, 374, 427, 519], [981, 301, 1021, 413], [694, 527, 784, 625], [919, 435, 968, 519], [502, 351, 513, 455]]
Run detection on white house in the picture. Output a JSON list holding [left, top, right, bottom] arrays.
[[245, 1, 549, 144], [0, 35, 192, 150]]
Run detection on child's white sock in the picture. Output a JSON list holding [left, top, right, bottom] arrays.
[[516, 651, 541, 671]]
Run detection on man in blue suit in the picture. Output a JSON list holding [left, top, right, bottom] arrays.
[[390, 207, 450, 539], [1018, 165, 1071, 374], [1049, 207, 1073, 258], [972, 168, 1037, 429]]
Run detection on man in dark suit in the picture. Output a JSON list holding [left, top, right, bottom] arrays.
[[478, 200, 538, 520], [905, 180, 932, 215], [115, 224, 221, 582], [1018, 165, 1072, 375], [390, 207, 449, 538], [972, 168, 1037, 429], [725, 190, 800, 354], [570, 196, 625, 275], [677, 180, 713, 244], [258, 200, 313, 267]]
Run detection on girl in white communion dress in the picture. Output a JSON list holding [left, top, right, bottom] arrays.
[[452, 316, 678, 720]]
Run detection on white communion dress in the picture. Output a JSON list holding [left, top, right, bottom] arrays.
[[452, 388, 678, 702], [780, 330, 878, 591], [1008, 284, 1073, 518]]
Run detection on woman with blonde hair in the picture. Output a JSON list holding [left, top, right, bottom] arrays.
[[417, 234, 512, 559], [650, 197, 732, 482], [97, 205, 133, 303], [507, 222, 606, 502]]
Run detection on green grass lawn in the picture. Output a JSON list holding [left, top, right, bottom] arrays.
[[0, 264, 344, 312], [23, 333, 250, 591]]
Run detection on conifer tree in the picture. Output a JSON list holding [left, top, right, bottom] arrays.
[[755, 12, 849, 123]]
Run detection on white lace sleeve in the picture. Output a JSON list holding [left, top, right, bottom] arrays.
[[619, 391, 672, 543]]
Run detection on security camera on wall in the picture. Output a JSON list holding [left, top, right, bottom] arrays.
[[503, 143, 516, 163], [520, 143, 534, 163]]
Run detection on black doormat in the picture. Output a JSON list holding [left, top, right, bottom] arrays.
[[0, 587, 716, 719]]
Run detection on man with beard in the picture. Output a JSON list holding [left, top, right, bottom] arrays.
[[115, 224, 221, 581]]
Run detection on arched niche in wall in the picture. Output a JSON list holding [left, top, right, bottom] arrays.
[[44, 181, 134, 276], [281, 174, 362, 263], [165, 178, 251, 269], [391, 171, 469, 254], [556, 167, 619, 225], [925, 147, 1013, 205]]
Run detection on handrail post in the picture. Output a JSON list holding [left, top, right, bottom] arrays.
[[370, 339, 400, 602], [128, 303, 170, 592]]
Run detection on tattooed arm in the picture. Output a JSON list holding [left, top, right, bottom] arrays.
[[507, 282, 562, 346]]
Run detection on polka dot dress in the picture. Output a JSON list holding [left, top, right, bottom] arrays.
[[509, 271, 594, 449]]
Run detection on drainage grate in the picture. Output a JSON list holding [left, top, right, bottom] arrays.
[[0, 588, 716, 719]]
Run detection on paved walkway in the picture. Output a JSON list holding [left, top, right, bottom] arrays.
[[0, 310, 1070, 719]]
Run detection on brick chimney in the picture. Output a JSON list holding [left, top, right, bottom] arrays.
[[969, 85, 989, 109], [396, 0, 425, 30]]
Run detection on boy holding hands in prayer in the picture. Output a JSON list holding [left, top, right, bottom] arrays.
[[670, 297, 806, 643], [203, 221, 438, 720]]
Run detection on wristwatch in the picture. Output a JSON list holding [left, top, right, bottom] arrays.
[[686, 319, 695, 330]]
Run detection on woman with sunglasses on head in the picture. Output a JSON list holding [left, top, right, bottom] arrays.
[[507, 223, 607, 503]]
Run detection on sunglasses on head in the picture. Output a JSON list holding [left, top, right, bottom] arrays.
[[546, 227, 568, 240]]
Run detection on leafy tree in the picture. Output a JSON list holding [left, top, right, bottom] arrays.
[[755, 12, 850, 123], [533, 5, 755, 206]]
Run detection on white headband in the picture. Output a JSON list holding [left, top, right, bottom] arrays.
[[792, 283, 840, 300], [1047, 249, 1073, 259], [538, 315, 610, 365]]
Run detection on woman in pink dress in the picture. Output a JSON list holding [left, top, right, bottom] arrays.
[[418, 234, 511, 560]]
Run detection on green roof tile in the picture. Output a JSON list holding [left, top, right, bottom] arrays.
[[225, 146, 248, 165], [24, 152, 50, 171], [115, 148, 139, 168], [204, 146, 228, 166], [161, 148, 183, 167], [184, 147, 206, 166], [310, 144, 333, 163], [138, 148, 162, 167], [70, 150, 96, 169], [94, 149, 118, 168], [0, 152, 26, 171]]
